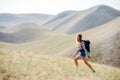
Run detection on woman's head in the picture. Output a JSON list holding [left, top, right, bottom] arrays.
[[76, 34, 82, 42]]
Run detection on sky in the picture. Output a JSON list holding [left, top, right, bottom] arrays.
[[0, 0, 120, 14]]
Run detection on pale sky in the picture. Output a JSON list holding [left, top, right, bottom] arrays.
[[0, 0, 120, 14]]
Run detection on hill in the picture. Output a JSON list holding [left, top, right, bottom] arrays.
[[0, 23, 58, 43], [43, 5, 120, 34], [0, 13, 54, 30], [58, 17, 120, 68], [0, 22, 74, 54], [0, 49, 120, 80]]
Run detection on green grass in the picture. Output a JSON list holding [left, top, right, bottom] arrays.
[[0, 66, 6, 74]]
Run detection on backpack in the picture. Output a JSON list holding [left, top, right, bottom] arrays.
[[83, 40, 90, 52]]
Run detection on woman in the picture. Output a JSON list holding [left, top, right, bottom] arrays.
[[73, 34, 95, 72]]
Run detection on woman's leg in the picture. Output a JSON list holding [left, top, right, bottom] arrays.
[[82, 57, 95, 72], [73, 55, 81, 69]]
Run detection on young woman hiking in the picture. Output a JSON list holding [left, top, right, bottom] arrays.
[[73, 34, 95, 72]]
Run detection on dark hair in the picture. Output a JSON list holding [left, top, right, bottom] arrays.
[[77, 34, 82, 42]]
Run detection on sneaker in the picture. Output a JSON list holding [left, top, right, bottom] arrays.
[[92, 69, 96, 73]]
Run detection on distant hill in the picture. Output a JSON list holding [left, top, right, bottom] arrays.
[[43, 5, 120, 34], [43, 10, 77, 25], [0, 22, 74, 54], [0, 25, 6, 30], [0, 13, 54, 29], [0, 23, 57, 43]]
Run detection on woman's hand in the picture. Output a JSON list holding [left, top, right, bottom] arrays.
[[87, 53, 91, 58], [86, 53, 91, 60], [88, 54, 91, 58]]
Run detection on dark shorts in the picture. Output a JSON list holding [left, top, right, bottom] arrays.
[[80, 50, 86, 57], [76, 49, 86, 57]]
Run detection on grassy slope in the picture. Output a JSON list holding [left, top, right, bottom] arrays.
[[0, 49, 120, 80], [0, 33, 75, 55]]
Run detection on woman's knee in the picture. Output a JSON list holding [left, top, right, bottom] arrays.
[[74, 57, 77, 61], [83, 58, 88, 64], [84, 60, 91, 66], [84, 61, 88, 64]]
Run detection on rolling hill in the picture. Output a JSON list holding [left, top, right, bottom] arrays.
[[43, 5, 120, 34], [0, 23, 58, 43], [0, 13, 54, 30], [0, 22, 74, 54]]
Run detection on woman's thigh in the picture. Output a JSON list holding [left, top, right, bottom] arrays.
[[74, 55, 81, 60]]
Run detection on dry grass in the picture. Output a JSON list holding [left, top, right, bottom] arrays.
[[0, 49, 120, 80]]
